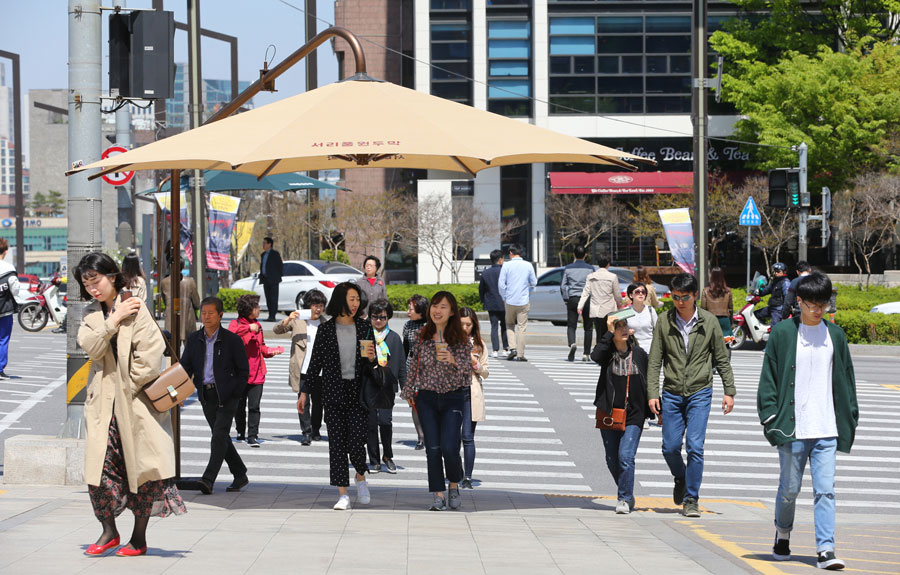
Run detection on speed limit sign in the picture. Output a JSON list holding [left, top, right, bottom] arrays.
[[100, 146, 135, 186]]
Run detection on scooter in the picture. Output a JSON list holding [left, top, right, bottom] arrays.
[[18, 272, 67, 332], [729, 293, 770, 350]]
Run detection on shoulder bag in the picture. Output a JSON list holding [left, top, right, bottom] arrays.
[[143, 323, 195, 413], [595, 353, 631, 432]]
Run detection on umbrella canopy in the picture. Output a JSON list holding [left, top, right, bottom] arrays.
[[70, 75, 653, 179], [141, 170, 348, 195]]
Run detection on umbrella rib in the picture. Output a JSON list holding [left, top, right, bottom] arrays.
[[450, 156, 477, 178], [257, 159, 282, 181], [593, 156, 639, 172], [83, 164, 132, 181]]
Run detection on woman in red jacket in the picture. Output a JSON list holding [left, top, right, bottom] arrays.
[[229, 294, 283, 446]]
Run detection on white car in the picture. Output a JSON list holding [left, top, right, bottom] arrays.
[[870, 302, 900, 314], [230, 259, 362, 313]]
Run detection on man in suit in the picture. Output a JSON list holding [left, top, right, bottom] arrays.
[[478, 249, 509, 358], [259, 237, 283, 321], [181, 297, 251, 494]]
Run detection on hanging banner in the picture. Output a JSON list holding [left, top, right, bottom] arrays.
[[232, 221, 256, 262], [153, 191, 193, 263], [658, 208, 695, 275], [207, 193, 241, 270]]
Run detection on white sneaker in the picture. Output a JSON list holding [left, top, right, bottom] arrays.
[[615, 500, 631, 514], [333, 494, 351, 510], [491, 351, 499, 358], [355, 477, 371, 505]]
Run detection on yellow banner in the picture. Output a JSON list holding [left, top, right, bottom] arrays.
[[658, 208, 691, 225], [209, 192, 241, 214], [232, 221, 255, 261], [152, 192, 188, 211]]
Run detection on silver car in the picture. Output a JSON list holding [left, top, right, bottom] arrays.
[[230, 259, 362, 313], [529, 266, 670, 325]]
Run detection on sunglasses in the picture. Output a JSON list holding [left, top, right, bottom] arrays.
[[632, 289, 647, 295], [671, 294, 694, 302], [370, 314, 389, 320]]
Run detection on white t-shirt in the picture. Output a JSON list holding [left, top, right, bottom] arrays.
[[794, 321, 838, 440], [300, 318, 321, 375], [628, 305, 657, 353]]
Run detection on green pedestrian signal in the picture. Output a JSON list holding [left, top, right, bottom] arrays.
[[787, 170, 801, 207]]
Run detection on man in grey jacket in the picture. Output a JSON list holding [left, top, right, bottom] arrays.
[[560, 245, 594, 362]]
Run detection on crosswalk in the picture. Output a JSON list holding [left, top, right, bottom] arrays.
[[177, 339, 592, 493], [527, 348, 900, 510]]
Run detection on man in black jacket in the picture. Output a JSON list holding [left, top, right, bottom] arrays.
[[560, 245, 595, 362], [181, 297, 251, 494], [478, 249, 509, 358], [757, 263, 790, 326], [259, 237, 283, 321]]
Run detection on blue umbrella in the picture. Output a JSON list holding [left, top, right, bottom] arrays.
[[143, 170, 348, 194]]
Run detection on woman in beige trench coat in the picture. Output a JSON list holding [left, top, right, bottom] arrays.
[[75, 252, 185, 558], [458, 307, 488, 490]]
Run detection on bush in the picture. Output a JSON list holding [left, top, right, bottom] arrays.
[[386, 284, 483, 313], [217, 288, 256, 312], [319, 249, 351, 265], [832, 310, 900, 344]]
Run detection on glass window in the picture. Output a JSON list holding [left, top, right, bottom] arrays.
[[550, 36, 594, 55], [549, 96, 595, 114], [597, 56, 618, 73], [622, 56, 643, 74], [488, 79, 531, 98], [646, 95, 691, 113], [670, 56, 690, 73], [322, 263, 362, 275], [490, 60, 529, 76], [646, 76, 690, 93], [432, 82, 471, 101], [431, 0, 470, 9], [283, 263, 312, 277], [537, 269, 563, 286], [432, 61, 470, 80], [488, 20, 530, 39], [488, 39, 530, 59], [597, 36, 642, 54], [431, 42, 470, 60], [597, 97, 643, 113], [646, 56, 667, 73], [573, 56, 594, 74], [431, 23, 470, 41], [596, 16, 642, 33], [549, 17, 594, 35], [646, 35, 691, 53], [550, 56, 570, 74], [597, 76, 643, 94], [550, 76, 594, 94], [488, 100, 532, 116], [646, 16, 691, 33]]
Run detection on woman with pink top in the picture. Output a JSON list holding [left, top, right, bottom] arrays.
[[229, 294, 284, 447]]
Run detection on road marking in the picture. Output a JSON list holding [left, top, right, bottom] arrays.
[[0, 375, 66, 435], [682, 522, 788, 575]]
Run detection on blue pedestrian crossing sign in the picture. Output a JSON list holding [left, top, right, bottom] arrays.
[[740, 196, 761, 226]]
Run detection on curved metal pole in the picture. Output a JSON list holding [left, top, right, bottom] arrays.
[[204, 26, 366, 125]]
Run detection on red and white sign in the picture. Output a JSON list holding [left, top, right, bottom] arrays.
[[549, 171, 693, 195], [100, 146, 134, 186]]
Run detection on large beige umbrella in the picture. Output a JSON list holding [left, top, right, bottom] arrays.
[[69, 75, 651, 179]]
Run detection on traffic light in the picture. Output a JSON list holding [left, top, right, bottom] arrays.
[[768, 168, 800, 208], [787, 169, 801, 207]]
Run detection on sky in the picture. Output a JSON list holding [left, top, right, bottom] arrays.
[[0, 0, 339, 161]]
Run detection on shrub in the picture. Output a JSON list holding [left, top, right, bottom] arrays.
[[319, 249, 351, 265], [831, 310, 900, 344], [217, 288, 256, 312], [386, 284, 483, 313]]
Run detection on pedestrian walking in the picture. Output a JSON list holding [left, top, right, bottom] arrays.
[[592, 314, 649, 514], [365, 299, 407, 474], [647, 273, 736, 517], [625, 282, 657, 353], [458, 306, 488, 490], [228, 294, 284, 447], [180, 297, 251, 495], [259, 237, 283, 321], [781, 261, 811, 319], [700, 267, 734, 341], [160, 264, 201, 343], [356, 255, 387, 318], [560, 245, 595, 362], [757, 263, 790, 326], [273, 289, 327, 445], [75, 252, 185, 557], [401, 291, 474, 511], [577, 255, 623, 342], [0, 239, 20, 379], [498, 244, 536, 362], [120, 252, 148, 302], [301, 282, 373, 510], [634, 266, 662, 309], [402, 294, 429, 450], [478, 249, 510, 358], [758, 271, 858, 571]]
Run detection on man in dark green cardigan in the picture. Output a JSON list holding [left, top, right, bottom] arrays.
[[757, 271, 858, 571]]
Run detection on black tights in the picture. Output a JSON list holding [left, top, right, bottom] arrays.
[[97, 515, 150, 549]]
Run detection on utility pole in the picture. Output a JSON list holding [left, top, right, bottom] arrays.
[[305, 0, 319, 260], [114, 0, 133, 249], [186, 0, 205, 296], [797, 142, 809, 261], [64, 0, 102, 438], [692, 0, 709, 291], [0, 50, 24, 274]]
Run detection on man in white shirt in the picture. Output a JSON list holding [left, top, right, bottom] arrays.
[[497, 244, 536, 362]]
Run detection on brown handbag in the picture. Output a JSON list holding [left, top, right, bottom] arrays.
[[595, 354, 631, 432], [142, 325, 195, 413]]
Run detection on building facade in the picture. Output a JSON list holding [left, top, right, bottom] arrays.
[[0, 217, 66, 276], [164, 64, 253, 132]]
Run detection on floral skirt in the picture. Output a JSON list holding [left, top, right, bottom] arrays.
[[88, 415, 187, 521]]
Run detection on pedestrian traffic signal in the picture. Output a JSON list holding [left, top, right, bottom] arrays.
[[768, 168, 800, 208], [787, 170, 801, 207]]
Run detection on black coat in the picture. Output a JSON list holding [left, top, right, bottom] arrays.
[[305, 317, 374, 407], [591, 332, 649, 427], [181, 326, 250, 406], [259, 249, 283, 285], [361, 330, 406, 410], [479, 264, 505, 312]]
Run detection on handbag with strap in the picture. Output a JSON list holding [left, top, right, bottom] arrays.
[[143, 322, 195, 413], [595, 353, 631, 432]]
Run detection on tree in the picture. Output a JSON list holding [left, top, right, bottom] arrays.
[[624, 193, 692, 265], [337, 188, 410, 265], [449, 196, 508, 283], [546, 194, 622, 266], [28, 190, 65, 217], [411, 195, 454, 283]]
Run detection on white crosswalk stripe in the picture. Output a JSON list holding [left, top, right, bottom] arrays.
[[178, 339, 590, 492], [526, 347, 900, 509]]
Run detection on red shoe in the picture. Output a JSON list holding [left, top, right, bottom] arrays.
[[84, 536, 120, 556], [115, 544, 147, 557]]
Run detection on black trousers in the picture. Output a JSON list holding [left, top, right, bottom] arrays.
[[593, 314, 611, 342], [487, 310, 509, 352], [324, 395, 368, 487], [298, 374, 323, 435], [367, 407, 394, 463], [201, 387, 247, 483], [263, 281, 279, 320], [234, 383, 264, 439], [566, 295, 593, 354]]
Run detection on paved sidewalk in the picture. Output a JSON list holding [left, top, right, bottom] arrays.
[[2, 482, 897, 575]]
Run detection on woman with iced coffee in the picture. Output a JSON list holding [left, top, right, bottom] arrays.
[[303, 282, 374, 510], [401, 291, 473, 511]]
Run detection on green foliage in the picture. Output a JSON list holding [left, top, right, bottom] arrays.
[[217, 288, 256, 312], [833, 311, 900, 344], [319, 249, 350, 264], [386, 284, 483, 313]]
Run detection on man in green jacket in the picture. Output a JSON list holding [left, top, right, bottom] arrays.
[[757, 271, 858, 571], [647, 273, 736, 518]]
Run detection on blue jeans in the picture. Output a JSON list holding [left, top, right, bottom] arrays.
[[600, 424, 643, 504], [461, 390, 477, 479], [661, 386, 712, 500], [416, 388, 465, 493], [775, 438, 837, 553], [0, 314, 11, 372]]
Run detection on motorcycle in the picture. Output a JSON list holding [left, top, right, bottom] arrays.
[[729, 293, 770, 350], [18, 272, 67, 332]]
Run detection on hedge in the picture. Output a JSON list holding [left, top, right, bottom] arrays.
[[832, 311, 900, 344], [217, 288, 257, 312], [386, 284, 483, 312]]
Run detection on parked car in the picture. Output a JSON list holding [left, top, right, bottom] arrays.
[[230, 259, 362, 313], [529, 266, 671, 325], [870, 302, 900, 314]]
